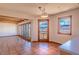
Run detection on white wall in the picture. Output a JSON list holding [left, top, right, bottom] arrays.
[[0, 22, 17, 36], [18, 8, 79, 44], [31, 19, 38, 41], [31, 8, 79, 44], [49, 8, 79, 44]]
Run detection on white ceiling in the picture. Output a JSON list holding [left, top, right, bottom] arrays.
[[0, 3, 79, 18]]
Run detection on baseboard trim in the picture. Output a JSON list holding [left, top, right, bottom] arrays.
[[32, 41, 38, 43], [18, 35, 31, 42], [49, 41, 61, 45], [32, 40, 61, 45], [0, 35, 17, 37]]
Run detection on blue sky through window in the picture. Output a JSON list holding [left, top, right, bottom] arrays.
[[59, 16, 71, 34], [40, 21, 48, 32]]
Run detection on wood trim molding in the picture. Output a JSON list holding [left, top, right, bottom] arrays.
[[0, 35, 17, 37], [49, 41, 61, 45], [32, 40, 61, 45], [18, 35, 31, 42], [32, 41, 38, 43]]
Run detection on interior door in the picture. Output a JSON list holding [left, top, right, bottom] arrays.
[[38, 19, 49, 42]]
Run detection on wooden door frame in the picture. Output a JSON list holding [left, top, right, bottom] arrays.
[[38, 19, 49, 42]]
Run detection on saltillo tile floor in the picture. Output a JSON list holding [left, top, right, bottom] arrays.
[[0, 36, 60, 55]]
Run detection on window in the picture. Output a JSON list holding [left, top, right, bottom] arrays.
[[58, 16, 72, 35], [18, 22, 31, 40]]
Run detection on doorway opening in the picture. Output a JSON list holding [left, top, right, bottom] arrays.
[[38, 19, 49, 42]]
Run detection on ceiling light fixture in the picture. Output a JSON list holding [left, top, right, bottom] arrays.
[[38, 6, 48, 18]]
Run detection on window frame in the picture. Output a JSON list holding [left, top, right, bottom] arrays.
[[58, 15, 72, 35]]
